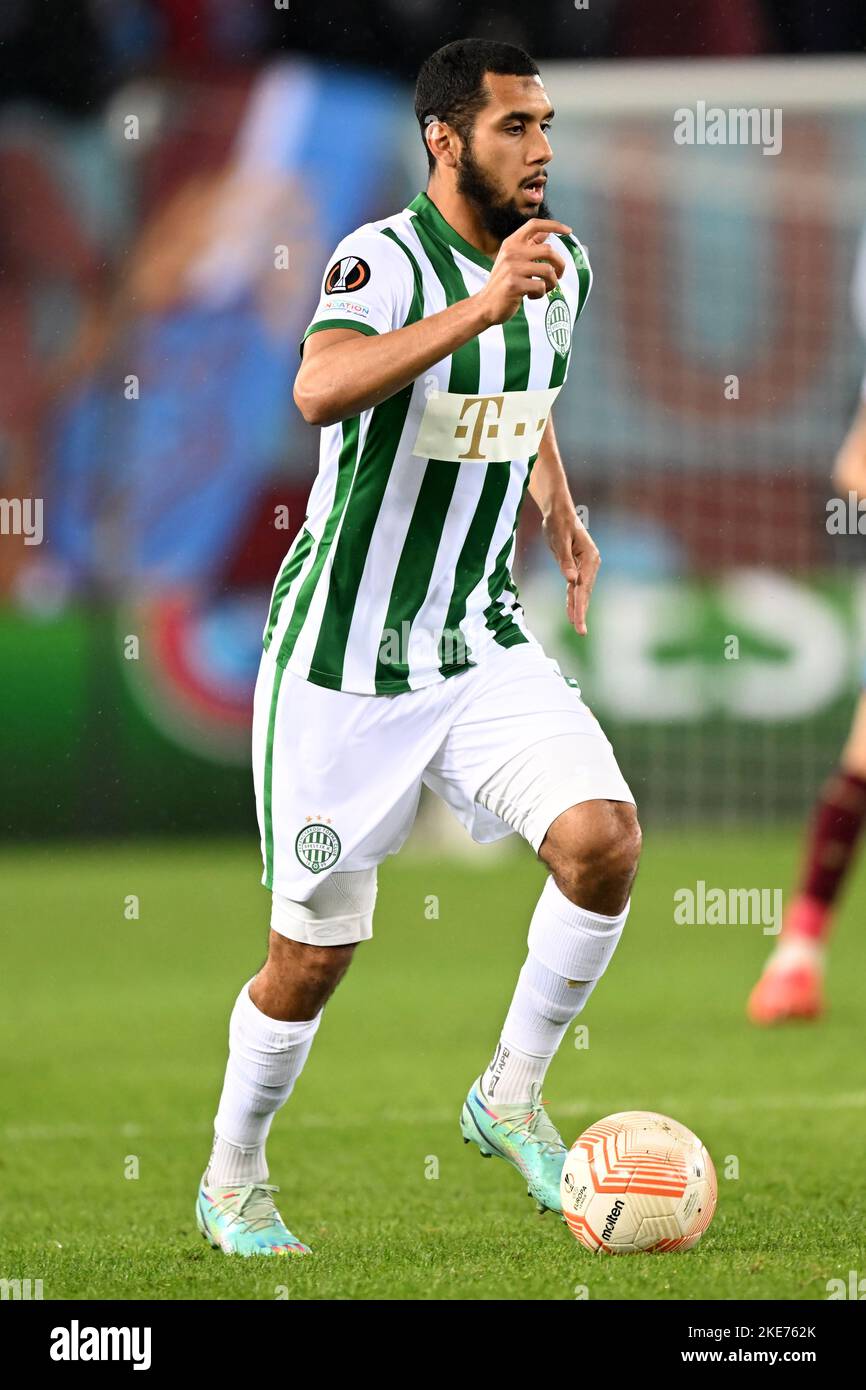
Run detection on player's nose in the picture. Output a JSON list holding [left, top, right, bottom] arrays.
[[530, 130, 553, 164]]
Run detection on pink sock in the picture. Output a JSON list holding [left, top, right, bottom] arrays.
[[783, 895, 831, 944]]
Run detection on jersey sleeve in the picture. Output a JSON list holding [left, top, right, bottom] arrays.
[[300, 227, 416, 355]]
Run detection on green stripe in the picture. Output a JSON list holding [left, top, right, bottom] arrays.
[[482, 469, 532, 648], [486, 589, 529, 648], [558, 234, 592, 321], [302, 229, 426, 689], [483, 242, 590, 646], [380, 228, 425, 327], [274, 418, 362, 668], [263, 660, 286, 890], [435, 302, 531, 675], [302, 319, 379, 347], [407, 213, 479, 381], [373, 217, 480, 692], [264, 527, 314, 651], [502, 302, 531, 393], [407, 191, 494, 271], [543, 236, 589, 391]]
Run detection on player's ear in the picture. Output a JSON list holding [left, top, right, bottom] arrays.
[[425, 120, 458, 169]]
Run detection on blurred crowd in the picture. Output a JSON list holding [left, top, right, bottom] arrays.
[[0, 0, 863, 114]]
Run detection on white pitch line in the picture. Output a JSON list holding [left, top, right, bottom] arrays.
[[4, 1092, 866, 1144]]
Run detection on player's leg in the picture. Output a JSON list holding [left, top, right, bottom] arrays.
[[479, 796, 639, 1106], [466, 794, 639, 1216], [747, 688, 866, 1025], [463, 791, 639, 1210], [424, 639, 639, 1214], [197, 649, 454, 1254], [197, 872, 375, 1257]]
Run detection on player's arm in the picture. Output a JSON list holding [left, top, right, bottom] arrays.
[[294, 219, 570, 427], [530, 414, 600, 638], [832, 397, 866, 497]]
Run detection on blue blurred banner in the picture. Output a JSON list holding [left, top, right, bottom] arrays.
[[38, 60, 407, 588]]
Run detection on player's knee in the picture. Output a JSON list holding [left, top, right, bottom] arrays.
[[266, 931, 356, 978], [546, 801, 641, 899], [612, 803, 642, 877], [591, 803, 641, 887], [254, 932, 354, 1019]]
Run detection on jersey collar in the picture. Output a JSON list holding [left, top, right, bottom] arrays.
[[407, 191, 495, 271]]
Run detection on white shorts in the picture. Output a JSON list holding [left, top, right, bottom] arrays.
[[252, 629, 635, 908]]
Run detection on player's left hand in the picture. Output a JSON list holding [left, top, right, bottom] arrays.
[[541, 505, 600, 637]]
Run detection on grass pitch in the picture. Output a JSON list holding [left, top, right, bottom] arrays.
[[2, 828, 864, 1301]]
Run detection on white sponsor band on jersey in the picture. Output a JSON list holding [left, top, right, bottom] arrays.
[[412, 385, 562, 463]]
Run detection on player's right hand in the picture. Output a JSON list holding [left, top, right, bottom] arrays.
[[477, 219, 572, 326]]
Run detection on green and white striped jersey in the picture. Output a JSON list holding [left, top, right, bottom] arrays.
[[263, 190, 591, 694]]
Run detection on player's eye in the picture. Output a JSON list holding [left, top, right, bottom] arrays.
[[505, 124, 524, 135]]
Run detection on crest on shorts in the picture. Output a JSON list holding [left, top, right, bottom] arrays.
[[545, 296, 572, 357], [295, 820, 341, 874]]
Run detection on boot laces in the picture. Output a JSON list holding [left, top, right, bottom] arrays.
[[494, 1089, 566, 1158], [215, 1183, 285, 1234]]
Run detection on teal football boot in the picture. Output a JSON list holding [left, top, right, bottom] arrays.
[[196, 1177, 312, 1256], [460, 1077, 568, 1216]]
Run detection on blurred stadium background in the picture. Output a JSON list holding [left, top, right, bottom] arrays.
[[2, 0, 866, 842], [5, 0, 866, 1307]]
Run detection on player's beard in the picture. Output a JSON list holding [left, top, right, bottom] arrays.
[[456, 139, 551, 242]]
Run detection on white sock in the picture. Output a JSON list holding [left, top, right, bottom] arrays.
[[205, 979, 322, 1187], [206, 1133, 269, 1186], [481, 882, 630, 1105], [482, 1042, 545, 1103], [527, 877, 630, 981], [481, 957, 595, 1103]]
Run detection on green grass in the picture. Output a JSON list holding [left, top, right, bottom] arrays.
[[1, 829, 864, 1300]]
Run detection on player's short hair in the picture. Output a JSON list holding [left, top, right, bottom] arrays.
[[414, 38, 540, 173]]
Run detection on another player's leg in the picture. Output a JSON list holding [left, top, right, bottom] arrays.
[[196, 872, 374, 1256], [461, 798, 640, 1215], [748, 690, 866, 1025]]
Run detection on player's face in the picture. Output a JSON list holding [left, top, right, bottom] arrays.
[[456, 72, 554, 242]]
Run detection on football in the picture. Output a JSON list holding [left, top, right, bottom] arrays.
[[560, 1111, 717, 1254]]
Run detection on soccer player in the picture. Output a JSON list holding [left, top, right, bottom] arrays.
[[195, 38, 641, 1256], [748, 389, 866, 1024]]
